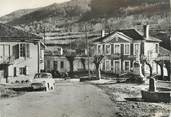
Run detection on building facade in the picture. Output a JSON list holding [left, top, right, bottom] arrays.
[[44, 45, 95, 75], [0, 23, 44, 83], [93, 25, 161, 76]]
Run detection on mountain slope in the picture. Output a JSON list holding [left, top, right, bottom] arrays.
[[81, 0, 169, 20], [0, 8, 37, 23], [6, 0, 91, 25], [4, 0, 169, 26]]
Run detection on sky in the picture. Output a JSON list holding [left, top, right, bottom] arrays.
[[0, 0, 70, 17]]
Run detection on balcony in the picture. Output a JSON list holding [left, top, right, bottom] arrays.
[[0, 56, 15, 65]]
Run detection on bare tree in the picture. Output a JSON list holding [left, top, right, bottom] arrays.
[[80, 58, 86, 70], [66, 55, 76, 74], [140, 55, 153, 77], [93, 55, 104, 80]]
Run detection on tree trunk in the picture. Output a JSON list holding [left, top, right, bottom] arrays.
[[159, 64, 164, 80], [66, 56, 75, 74], [165, 63, 170, 81], [146, 62, 152, 77], [70, 61, 74, 73], [95, 64, 101, 80], [141, 62, 145, 76]]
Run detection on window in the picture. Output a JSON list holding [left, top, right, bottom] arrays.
[[47, 60, 51, 69], [13, 44, 30, 59], [61, 61, 64, 69], [155, 44, 159, 53], [105, 60, 111, 71], [105, 44, 111, 55], [114, 44, 120, 54], [97, 44, 102, 55], [19, 67, 26, 75], [124, 44, 130, 55], [124, 61, 130, 71], [0, 44, 10, 58], [113, 60, 121, 74], [20, 44, 26, 57], [53, 61, 58, 70], [134, 43, 140, 56]]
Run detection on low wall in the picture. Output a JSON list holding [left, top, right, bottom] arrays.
[[141, 90, 171, 103]]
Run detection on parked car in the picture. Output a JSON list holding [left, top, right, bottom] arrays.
[[31, 73, 55, 91]]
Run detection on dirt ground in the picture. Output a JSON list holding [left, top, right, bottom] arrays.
[[0, 81, 116, 117], [94, 82, 171, 117], [0, 80, 170, 117]]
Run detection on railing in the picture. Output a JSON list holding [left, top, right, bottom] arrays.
[[0, 56, 15, 64]]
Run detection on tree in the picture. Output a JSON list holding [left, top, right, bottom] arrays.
[[93, 55, 104, 80], [145, 60, 153, 77], [140, 55, 153, 77], [80, 58, 86, 70], [66, 55, 76, 74]]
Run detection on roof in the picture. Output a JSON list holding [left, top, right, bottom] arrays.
[[119, 29, 144, 40], [0, 23, 42, 41], [159, 46, 171, 56], [156, 46, 171, 61], [94, 29, 161, 43]]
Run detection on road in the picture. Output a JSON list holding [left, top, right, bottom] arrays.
[[0, 81, 116, 117]]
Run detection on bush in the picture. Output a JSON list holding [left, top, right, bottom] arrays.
[[122, 73, 145, 84], [15, 81, 20, 84]]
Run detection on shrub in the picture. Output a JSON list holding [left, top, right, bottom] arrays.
[[15, 81, 20, 84], [122, 73, 145, 84]]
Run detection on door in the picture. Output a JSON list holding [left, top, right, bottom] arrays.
[[114, 60, 121, 74]]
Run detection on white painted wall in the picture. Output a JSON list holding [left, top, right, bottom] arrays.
[[0, 42, 43, 83]]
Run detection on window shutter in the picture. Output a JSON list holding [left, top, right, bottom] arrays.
[[13, 44, 19, 59], [12, 45, 16, 59], [111, 60, 113, 71], [26, 44, 30, 58], [103, 44, 105, 54], [24, 66, 29, 75], [121, 44, 124, 55], [131, 44, 133, 55], [111, 44, 114, 54]]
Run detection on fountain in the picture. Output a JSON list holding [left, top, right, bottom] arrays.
[[141, 78, 171, 103]]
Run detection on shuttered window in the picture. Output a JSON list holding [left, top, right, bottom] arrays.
[[134, 43, 140, 56], [13, 44, 30, 59], [97, 44, 102, 55], [53, 61, 58, 70], [19, 67, 26, 75], [114, 44, 121, 54], [20, 44, 26, 57], [124, 44, 130, 55], [13, 44, 19, 59]]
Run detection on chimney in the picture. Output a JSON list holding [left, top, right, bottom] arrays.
[[101, 30, 105, 37], [143, 25, 150, 39]]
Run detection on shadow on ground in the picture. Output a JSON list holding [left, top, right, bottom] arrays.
[[9, 87, 45, 92]]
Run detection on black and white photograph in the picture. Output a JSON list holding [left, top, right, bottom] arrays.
[[0, 0, 170, 117]]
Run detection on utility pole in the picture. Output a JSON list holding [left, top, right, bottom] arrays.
[[43, 27, 46, 45], [85, 25, 90, 78]]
